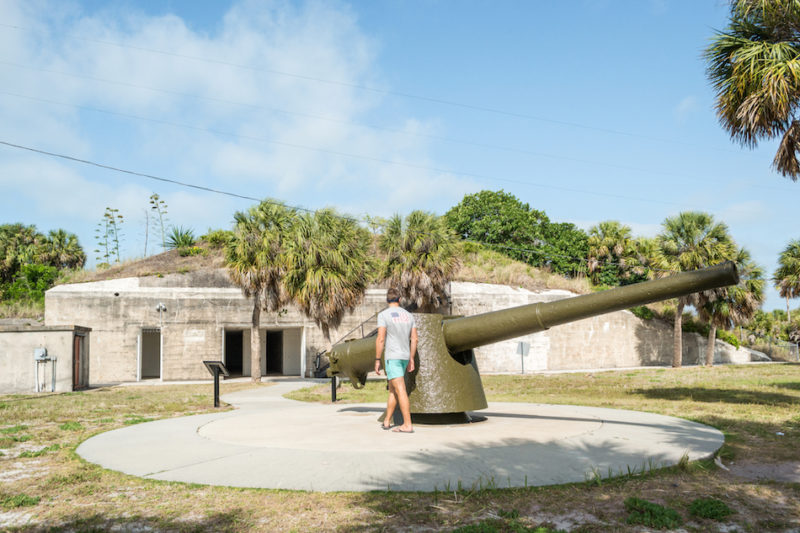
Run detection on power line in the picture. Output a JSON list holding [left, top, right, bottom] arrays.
[[0, 95, 701, 211], [0, 76, 782, 194], [0, 22, 739, 153], [0, 139, 757, 281], [0, 140, 261, 203], [0, 61, 723, 174]]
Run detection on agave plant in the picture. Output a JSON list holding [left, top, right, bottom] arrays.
[[166, 226, 196, 250]]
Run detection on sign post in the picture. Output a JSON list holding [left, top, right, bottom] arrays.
[[203, 361, 230, 407]]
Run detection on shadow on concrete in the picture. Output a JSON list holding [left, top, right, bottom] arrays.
[[340, 405, 718, 435], [345, 428, 719, 492], [636, 387, 799, 407], [633, 319, 674, 367]]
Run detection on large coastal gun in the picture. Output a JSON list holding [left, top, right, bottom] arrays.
[[328, 262, 739, 423]]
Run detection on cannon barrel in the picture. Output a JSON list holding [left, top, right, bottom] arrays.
[[327, 261, 738, 422], [443, 261, 739, 353]]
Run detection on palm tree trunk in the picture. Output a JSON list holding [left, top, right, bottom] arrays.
[[705, 326, 717, 367], [673, 300, 684, 368], [788, 295, 791, 323], [251, 300, 262, 383]]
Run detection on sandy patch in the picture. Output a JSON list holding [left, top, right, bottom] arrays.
[[528, 511, 603, 531], [729, 461, 800, 483], [0, 459, 47, 482], [0, 510, 37, 528]]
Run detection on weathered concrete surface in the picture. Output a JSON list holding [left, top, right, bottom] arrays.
[[45, 275, 768, 385], [451, 282, 767, 373], [0, 325, 90, 393], [76, 380, 725, 492], [45, 272, 388, 383]]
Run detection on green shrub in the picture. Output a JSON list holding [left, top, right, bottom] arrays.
[[689, 498, 733, 520], [715, 329, 741, 349], [680, 317, 741, 348], [4, 264, 58, 303], [201, 229, 233, 248], [178, 246, 206, 257], [624, 497, 682, 529], [629, 306, 655, 320]]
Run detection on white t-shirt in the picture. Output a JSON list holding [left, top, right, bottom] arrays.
[[377, 307, 416, 360]]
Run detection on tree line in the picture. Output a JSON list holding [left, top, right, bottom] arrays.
[[2, 187, 797, 372], [0, 224, 85, 309], [224, 190, 799, 380]]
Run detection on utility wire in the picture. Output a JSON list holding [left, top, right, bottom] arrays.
[[0, 140, 261, 204], [0, 139, 752, 280], [0, 96, 699, 210], [0, 82, 785, 194], [0, 22, 740, 153]]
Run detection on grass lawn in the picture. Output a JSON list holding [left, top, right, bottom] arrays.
[[1, 364, 799, 532]]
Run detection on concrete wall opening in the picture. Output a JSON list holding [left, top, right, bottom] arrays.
[[224, 329, 244, 376], [260, 328, 303, 376], [72, 333, 89, 390], [266, 330, 283, 375], [140, 329, 161, 379]]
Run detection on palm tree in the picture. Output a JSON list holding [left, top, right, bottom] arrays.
[[379, 211, 461, 312], [653, 212, 736, 368], [586, 221, 646, 285], [41, 229, 86, 270], [283, 208, 372, 347], [697, 247, 765, 366], [705, 0, 800, 180], [0, 224, 43, 283], [774, 239, 800, 321], [226, 200, 296, 382]]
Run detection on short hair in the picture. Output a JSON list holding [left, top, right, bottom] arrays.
[[386, 287, 401, 303]]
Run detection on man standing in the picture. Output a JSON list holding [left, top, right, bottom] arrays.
[[375, 287, 418, 433]]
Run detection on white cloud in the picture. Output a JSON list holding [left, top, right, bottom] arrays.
[[0, 0, 446, 263], [674, 96, 698, 123], [719, 201, 768, 224]]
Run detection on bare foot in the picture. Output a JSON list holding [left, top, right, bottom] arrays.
[[392, 426, 414, 433]]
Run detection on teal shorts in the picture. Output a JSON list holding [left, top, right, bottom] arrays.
[[385, 359, 409, 380]]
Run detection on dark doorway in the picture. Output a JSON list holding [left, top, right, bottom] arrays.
[[266, 330, 283, 375], [225, 330, 243, 376], [72, 335, 83, 390], [141, 329, 161, 379]]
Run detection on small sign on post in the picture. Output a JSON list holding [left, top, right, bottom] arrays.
[[517, 341, 530, 374], [203, 361, 229, 407]]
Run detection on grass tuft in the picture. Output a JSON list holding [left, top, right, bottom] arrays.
[[123, 415, 154, 425], [1, 493, 40, 509], [19, 444, 61, 458], [59, 421, 83, 431], [624, 497, 682, 529], [0, 424, 28, 434], [689, 497, 734, 520]]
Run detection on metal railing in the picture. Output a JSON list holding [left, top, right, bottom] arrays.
[[750, 337, 799, 362]]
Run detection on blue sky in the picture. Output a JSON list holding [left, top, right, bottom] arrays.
[[0, 0, 796, 311]]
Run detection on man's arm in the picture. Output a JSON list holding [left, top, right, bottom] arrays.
[[375, 327, 386, 375], [407, 327, 418, 372]]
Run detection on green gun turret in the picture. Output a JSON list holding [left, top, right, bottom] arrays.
[[329, 262, 739, 423]]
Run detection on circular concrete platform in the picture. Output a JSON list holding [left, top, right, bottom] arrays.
[[77, 380, 724, 492]]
